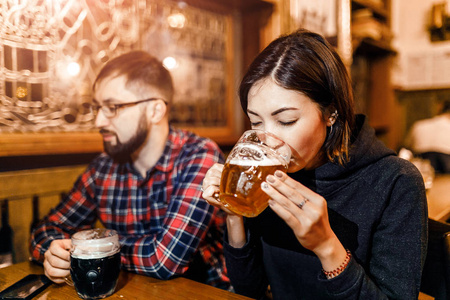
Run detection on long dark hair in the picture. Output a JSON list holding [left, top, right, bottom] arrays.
[[239, 29, 355, 165]]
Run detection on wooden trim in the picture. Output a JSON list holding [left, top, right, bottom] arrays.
[[0, 132, 103, 157], [393, 85, 450, 92], [185, 0, 273, 13], [185, 127, 240, 146], [0, 130, 240, 157], [0, 165, 86, 199]]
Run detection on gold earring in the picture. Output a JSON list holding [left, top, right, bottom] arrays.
[[330, 110, 338, 123], [330, 110, 338, 121], [329, 110, 338, 134]]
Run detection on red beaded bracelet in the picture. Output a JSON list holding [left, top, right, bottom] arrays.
[[322, 249, 352, 279]]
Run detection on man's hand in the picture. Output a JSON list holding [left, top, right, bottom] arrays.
[[43, 239, 72, 284]]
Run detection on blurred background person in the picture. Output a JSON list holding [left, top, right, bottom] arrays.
[[404, 100, 450, 174]]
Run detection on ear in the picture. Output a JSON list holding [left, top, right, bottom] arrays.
[[327, 109, 338, 127], [148, 100, 167, 124]]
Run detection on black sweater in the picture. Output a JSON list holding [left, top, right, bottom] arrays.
[[224, 115, 428, 300]]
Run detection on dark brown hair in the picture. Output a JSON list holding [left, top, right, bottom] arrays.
[[239, 29, 355, 165], [93, 51, 174, 103]]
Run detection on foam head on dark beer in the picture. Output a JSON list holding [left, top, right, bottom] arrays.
[[71, 229, 120, 259]]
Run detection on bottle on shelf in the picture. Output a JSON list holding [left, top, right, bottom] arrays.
[[0, 199, 14, 268]]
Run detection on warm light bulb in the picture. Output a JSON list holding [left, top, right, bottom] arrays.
[[16, 86, 28, 98], [67, 62, 80, 76], [163, 57, 178, 70], [167, 13, 186, 28]]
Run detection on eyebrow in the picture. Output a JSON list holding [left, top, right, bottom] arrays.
[[92, 98, 116, 105], [247, 107, 299, 117]]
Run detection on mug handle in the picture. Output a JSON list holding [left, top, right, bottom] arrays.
[[64, 275, 74, 287]]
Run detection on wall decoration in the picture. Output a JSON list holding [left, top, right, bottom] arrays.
[[0, 0, 235, 140], [289, 0, 337, 39], [288, 0, 352, 67]]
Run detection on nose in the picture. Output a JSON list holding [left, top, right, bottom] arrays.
[[262, 127, 283, 142], [94, 110, 110, 128], [260, 125, 275, 135]]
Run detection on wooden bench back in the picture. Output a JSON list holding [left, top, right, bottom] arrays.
[[0, 165, 86, 264]]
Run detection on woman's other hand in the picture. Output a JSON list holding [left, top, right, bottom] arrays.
[[262, 170, 347, 271], [202, 163, 246, 248], [201, 163, 235, 215]]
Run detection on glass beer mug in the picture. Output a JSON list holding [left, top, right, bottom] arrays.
[[69, 228, 121, 299], [219, 129, 291, 217]]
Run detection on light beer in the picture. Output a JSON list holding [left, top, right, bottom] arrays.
[[219, 143, 288, 217], [219, 130, 291, 217]]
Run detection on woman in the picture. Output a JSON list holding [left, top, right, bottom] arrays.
[[202, 29, 427, 299]]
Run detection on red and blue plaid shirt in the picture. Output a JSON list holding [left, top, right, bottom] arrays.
[[30, 127, 230, 289]]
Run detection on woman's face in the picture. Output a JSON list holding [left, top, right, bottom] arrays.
[[247, 78, 331, 172]]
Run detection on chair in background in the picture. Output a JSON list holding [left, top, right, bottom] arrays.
[[420, 152, 450, 174], [420, 218, 450, 300]]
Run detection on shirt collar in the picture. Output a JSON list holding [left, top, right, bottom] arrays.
[[115, 126, 183, 177], [151, 126, 182, 174]]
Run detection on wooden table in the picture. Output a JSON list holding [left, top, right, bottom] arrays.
[[427, 174, 450, 222], [0, 261, 252, 300]]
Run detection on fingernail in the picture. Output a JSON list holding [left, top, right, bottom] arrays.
[[275, 170, 283, 178], [262, 182, 269, 190], [266, 175, 275, 183]]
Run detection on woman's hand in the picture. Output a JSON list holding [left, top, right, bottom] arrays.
[[201, 163, 236, 215], [262, 170, 347, 271], [202, 163, 246, 248]]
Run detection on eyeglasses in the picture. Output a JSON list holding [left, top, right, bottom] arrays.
[[90, 98, 167, 118]]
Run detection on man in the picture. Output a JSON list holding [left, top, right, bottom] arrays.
[[404, 100, 450, 173], [30, 51, 230, 290]]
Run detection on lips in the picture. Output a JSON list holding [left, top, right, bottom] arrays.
[[100, 130, 116, 142], [102, 134, 114, 141]]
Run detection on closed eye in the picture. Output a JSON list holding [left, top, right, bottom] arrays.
[[250, 121, 262, 127], [279, 120, 297, 126]]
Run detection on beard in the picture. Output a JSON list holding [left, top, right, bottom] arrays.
[[102, 113, 149, 163]]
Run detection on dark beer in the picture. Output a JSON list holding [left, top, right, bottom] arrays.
[[70, 229, 121, 299], [70, 251, 121, 299], [220, 161, 286, 217]]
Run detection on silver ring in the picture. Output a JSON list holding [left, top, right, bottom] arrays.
[[297, 198, 308, 209], [200, 187, 205, 192]]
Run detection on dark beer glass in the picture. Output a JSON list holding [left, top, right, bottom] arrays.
[[70, 229, 121, 299], [219, 130, 291, 217]]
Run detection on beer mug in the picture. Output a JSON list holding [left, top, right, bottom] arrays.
[[219, 129, 291, 217], [69, 229, 121, 299]]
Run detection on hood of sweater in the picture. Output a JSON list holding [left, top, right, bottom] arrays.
[[289, 114, 396, 197]]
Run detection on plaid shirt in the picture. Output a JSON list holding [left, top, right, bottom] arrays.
[[30, 127, 230, 289]]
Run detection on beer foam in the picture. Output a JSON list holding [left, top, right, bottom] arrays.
[[228, 143, 285, 166], [228, 156, 283, 166], [71, 229, 120, 259], [71, 243, 120, 259], [228, 143, 289, 166], [73, 228, 116, 240]]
